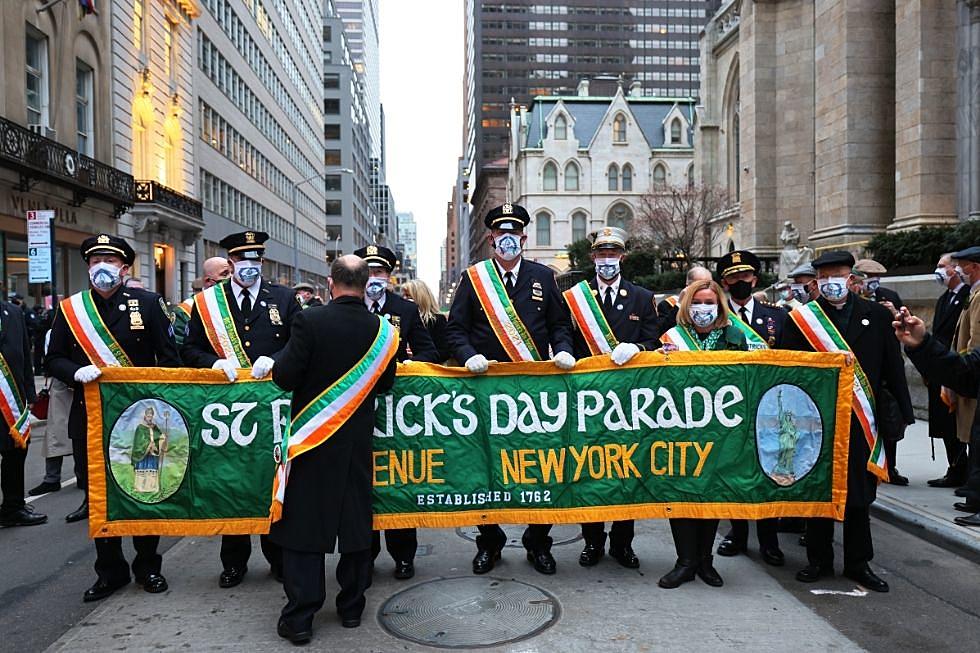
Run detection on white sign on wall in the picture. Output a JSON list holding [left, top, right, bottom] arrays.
[[27, 210, 54, 284]]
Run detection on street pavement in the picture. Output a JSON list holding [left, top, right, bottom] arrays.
[[2, 420, 978, 652]]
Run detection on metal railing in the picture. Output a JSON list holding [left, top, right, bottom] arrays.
[[134, 180, 203, 219]]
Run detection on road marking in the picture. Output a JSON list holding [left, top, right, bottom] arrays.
[[25, 477, 77, 504], [810, 587, 869, 597]]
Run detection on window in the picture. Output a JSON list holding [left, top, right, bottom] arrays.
[[607, 203, 632, 229], [134, 0, 146, 53], [572, 211, 587, 242], [542, 161, 557, 191], [75, 61, 93, 155], [325, 149, 341, 166], [687, 163, 695, 188], [324, 123, 341, 139], [613, 114, 627, 142], [564, 162, 579, 191], [553, 114, 567, 140], [621, 164, 633, 192], [671, 118, 682, 144], [26, 29, 48, 126], [323, 25, 332, 42], [653, 164, 667, 188], [326, 174, 342, 191], [324, 73, 340, 89], [607, 163, 619, 191], [164, 19, 177, 81], [324, 98, 340, 114], [325, 200, 342, 215], [536, 212, 551, 247]]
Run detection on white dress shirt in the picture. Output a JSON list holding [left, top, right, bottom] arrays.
[[230, 278, 261, 309]]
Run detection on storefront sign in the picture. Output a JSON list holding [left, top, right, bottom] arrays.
[[27, 210, 54, 283]]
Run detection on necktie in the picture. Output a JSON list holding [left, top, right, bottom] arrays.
[[603, 287, 614, 313], [504, 271, 515, 296], [372, 301, 381, 314], [739, 306, 748, 324], [240, 289, 252, 317]]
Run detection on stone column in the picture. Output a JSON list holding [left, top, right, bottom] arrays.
[[958, 1, 980, 220]]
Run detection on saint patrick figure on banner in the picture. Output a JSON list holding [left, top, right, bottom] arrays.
[[132, 406, 168, 493]]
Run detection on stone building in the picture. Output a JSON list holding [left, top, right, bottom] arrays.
[[696, 0, 979, 258], [509, 83, 694, 271]]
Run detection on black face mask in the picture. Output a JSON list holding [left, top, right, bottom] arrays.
[[728, 279, 754, 301]]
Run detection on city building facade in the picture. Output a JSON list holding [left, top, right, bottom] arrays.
[[395, 211, 417, 281], [336, 0, 381, 158]]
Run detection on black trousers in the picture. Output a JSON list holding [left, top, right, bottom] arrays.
[[280, 548, 372, 632], [941, 435, 968, 478], [476, 524, 552, 552], [724, 518, 779, 550], [667, 518, 719, 564], [95, 536, 162, 584], [371, 529, 417, 562], [884, 439, 899, 471], [581, 520, 634, 549], [805, 505, 872, 570], [0, 446, 27, 514], [220, 534, 282, 572], [71, 437, 87, 491]]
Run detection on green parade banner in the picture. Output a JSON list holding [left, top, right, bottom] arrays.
[[87, 352, 853, 538]]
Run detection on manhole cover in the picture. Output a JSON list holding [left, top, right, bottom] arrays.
[[455, 524, 582, 548], [379, 576, 559, 648]]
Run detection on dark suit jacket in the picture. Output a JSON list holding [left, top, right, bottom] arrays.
[[570, 277, 660, 358], [446, 258, 572, 362], [656, 297, 679, 334], [0, 302, 37, 451], [871, 286, 903, 311], [926, 285, 970, 438], [268, 296, 396, 554], [782, 294, 914, 506], [181, 279, 300, 368], [425, 312, 450, 363], [377, 290, 439, 363], [46, 286, 180, 441]]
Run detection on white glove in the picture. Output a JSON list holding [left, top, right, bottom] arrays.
[[212, 358, 239, 382], [73, 365, 101, 384], [553, 351, 576, 370], [465, 354, 489, 374], [611, 342, 641, 366], [251, 355, 275, 379]]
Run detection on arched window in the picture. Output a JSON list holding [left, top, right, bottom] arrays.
[[687, 163, 695, 188], [542, 161, 557, 191], [535, 212, 551, 246], [670, 118, 682, 144], [621, 164, 633, 192], [553, 114, 567, 140], [607, 163, 619, 191], [607, 203, 632, 229], [564, 162, 579, 191], [653, 164, 667, 188], [571, 211, 588, 242], [732, 110, 740, 200], [613, 114, 627, 142]]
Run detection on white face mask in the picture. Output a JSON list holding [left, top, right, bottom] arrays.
[[690, 303, 718, 328], [365, 278, 387, 301], [595, 257, 621, 281], [493, 233, 522, 261], [790, 283, 809, 303], [935, 268, 949, 286], [819, 276, 849, 303], [233, 260, 262, 287], [89, 262, 123, 292]]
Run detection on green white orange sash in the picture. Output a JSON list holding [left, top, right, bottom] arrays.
[[466, 260, 542, 362], [728, 311, 769, 350], [563, 280, 618, 355], [0, 352, 29, 449], [60, 291, 133, 367], [193, 284, 250, 368], [660, 325, 701, 351], [270, 316, 399, 522], [788, 302, 888, 481]]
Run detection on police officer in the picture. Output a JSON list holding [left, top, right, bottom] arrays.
[[293, 282, 323, 309], [446, 203, 574, 575], [182, 231, 300, 588], [568, 227, 660, 568], [715, 250, 789, 567], [353, 244, 437, 579], [47, 234, 180, 601]]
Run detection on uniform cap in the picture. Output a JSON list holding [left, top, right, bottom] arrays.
[[81, 233, 135, 265], [716, 250, 761, 278], [219, 231, 269, 259], [353, 244, 397, 272], [589, 226, 628, 251], [484, 203, 531, 231]]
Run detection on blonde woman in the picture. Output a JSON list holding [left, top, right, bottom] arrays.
[[401, 279, 449, 363]]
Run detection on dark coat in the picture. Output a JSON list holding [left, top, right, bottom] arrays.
[[446, 258, 573, 362], [46, 286, 180, 441], [180, 279, 300, 368], [656, 297, 679, 335], [730, 298, 788, 348], [424, 312, 450, 363], [782, 294, 914, 506], [0, 302, 38, 452], [268, 296, 396, 554], [377, 290, 439, 363], [571, 277, 661, 358], [926, 285, 970, 439], [871, 286, 903, 310]]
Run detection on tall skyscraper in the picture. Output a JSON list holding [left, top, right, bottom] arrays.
[[336, 0, 381, 159], [396, 211, 417, 281]]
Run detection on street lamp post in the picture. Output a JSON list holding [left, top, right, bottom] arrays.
[[291, 167, 353, 285]]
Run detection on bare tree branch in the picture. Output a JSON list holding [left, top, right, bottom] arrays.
[[635, 183, 729, 262]]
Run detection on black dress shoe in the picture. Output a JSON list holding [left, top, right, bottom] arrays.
[[658, 562, 697, 589], [83, 578, 129, 602], [954, 501, 980, 513], [278, 620, 312, 645], [394, 560, 415, 580], [887, 469, 909, 486], [219, 566, 247, 588], [716, 537, 746, 557], [28, 481, 61, 496], [65, 500, 88, 523], [761, 547, 785, 567], [136, 573, 168, 594], [472, 548, 501, 574], [796, 564, 834, 583], [798, 535, 807, 547], [0, 506, 47, 527], [579, 543, 604, 567], [843, 564, 889, 592], [526, 549, 556, 575], [341, 617, 361, 628], [954, 512, 980, 527], [928, 475, 965, 488], [697, 557, 724, 587], [609, 546, 640, 569]]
